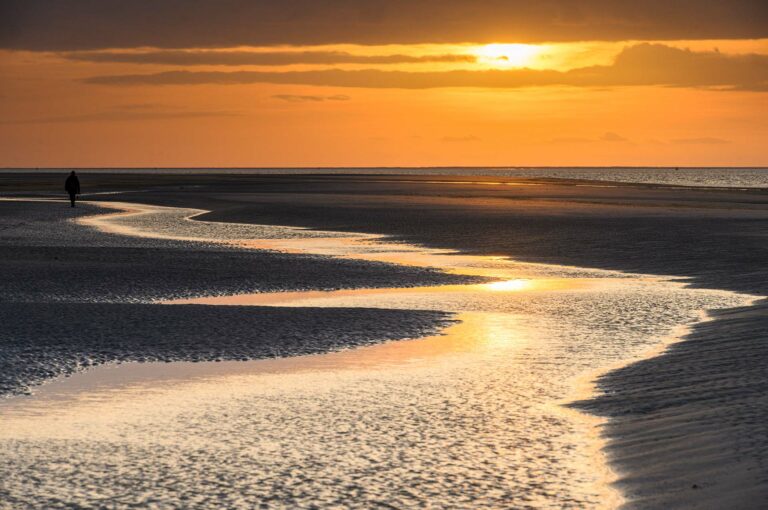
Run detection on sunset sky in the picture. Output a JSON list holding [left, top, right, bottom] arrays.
[[1, 1, 767, 167]]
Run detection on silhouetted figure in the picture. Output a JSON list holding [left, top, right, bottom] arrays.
[[65, 171, 80, 208]]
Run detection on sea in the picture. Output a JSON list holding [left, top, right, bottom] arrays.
[[5, 166, 768, 188]]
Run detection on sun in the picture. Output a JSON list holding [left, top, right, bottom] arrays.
[[473, 43, 543, 68]]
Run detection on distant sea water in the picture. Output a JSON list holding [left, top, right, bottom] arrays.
[[6, 167, 768, 188]]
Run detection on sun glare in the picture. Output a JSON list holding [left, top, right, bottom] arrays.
[[473, 43, 543, 68], [485, 279, 532, 292]]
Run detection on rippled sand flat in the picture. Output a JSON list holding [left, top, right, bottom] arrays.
[[0, 201, 755, 508]]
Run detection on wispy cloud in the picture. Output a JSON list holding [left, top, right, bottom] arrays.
[[671, 137, 731, 145], [116, 103, 168, 110], [549, 137, 595, 144], [600, 132, 628, 142], [549, 132, 629, 144], [272, 94, 350, 102], [63, 50, 476, 66], [441, 135, 481, 143], [1, 110, 241, 125], [548, 134, 729, 145], [82, 44, 768, 92]]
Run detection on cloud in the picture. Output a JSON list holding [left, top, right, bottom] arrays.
[[83, 68, 563, 87], [671, 137, 731, 145], [116, 103, 168, 110], [550, 132, 628, 144], [548, 134, 729, 145], [272, 94, 350, 102], [441, 135, 480, 143], [63, 50, 476, 66], [82, 44, 768, 92], [600, 132, 628, 142], [1, 110, 241, 125], [549, 137, 595, 144], [2, 1, 767, 50]]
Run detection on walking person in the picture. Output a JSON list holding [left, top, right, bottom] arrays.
[[65, 171, 80, 207]]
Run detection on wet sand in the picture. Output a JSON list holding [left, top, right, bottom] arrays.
[[2, 198, 753, 508], [579, 301, 768, 509], [2, 172, 768, 508], [0, 199, 466, 395]]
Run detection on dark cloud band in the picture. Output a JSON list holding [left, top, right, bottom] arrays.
[[62, 50, 476, 66], [1, 110, 241, 125], [272, 94, 350, 102], [2, 1, 767, 50], [82, 44, 768, 92]]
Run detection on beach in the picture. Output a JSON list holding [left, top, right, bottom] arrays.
[[1, 172, 767, 508]]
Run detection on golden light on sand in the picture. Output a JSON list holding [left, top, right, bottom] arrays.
[[473, 43, 543, 68], [485, 279, 532, 292]]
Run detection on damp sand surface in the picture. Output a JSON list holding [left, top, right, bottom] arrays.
[[0, 201, 756, 509]]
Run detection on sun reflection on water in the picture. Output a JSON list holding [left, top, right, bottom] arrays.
[[484, 278, 532, 292]]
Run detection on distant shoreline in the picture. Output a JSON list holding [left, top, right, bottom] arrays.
[[3, 166, 768, 169], [3, 166, 768, 189]]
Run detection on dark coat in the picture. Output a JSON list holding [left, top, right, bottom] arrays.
[[65, 174, 80, 194]]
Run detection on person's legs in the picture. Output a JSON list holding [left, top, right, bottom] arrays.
[[69, 192, 76, 207]]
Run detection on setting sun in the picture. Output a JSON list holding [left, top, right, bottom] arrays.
[[473, 43, 543, 68]]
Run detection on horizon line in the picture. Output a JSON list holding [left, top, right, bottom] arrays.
[[2, 166, 768, 171]]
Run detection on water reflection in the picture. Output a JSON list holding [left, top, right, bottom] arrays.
[[485, 278, 532, 291]]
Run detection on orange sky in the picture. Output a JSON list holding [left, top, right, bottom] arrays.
[[1, 3, 767, 167]]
